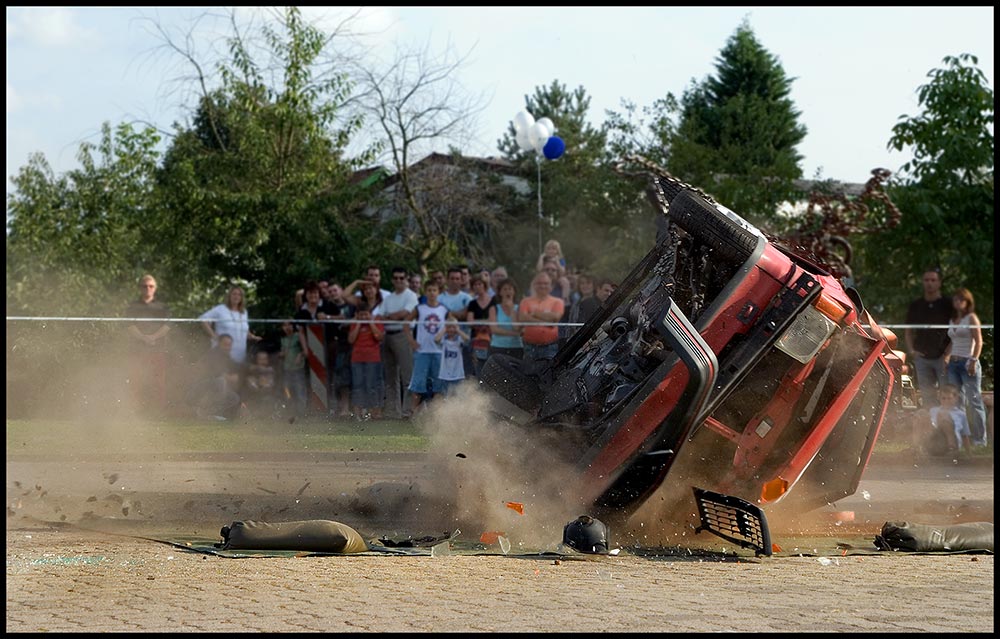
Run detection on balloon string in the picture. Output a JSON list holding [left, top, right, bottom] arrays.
[[537, 153, 543, 255]]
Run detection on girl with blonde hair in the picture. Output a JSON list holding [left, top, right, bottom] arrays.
[[535, 238, 567, 274]]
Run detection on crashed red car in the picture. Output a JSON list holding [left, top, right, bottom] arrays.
[[479, 172, 903, 524]]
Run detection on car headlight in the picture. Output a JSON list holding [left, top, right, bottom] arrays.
[[775, 305, 837, 364]]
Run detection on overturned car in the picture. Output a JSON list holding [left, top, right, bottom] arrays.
[[479, 171, 902, 524]]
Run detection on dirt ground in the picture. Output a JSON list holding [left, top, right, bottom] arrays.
[[6, 443, 995, 632]]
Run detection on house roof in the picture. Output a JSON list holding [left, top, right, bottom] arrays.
[[350, 152, 521, 189], [793, 178, 866, 197], [348, 165, 391, 187], [352, 153, 869, 197]]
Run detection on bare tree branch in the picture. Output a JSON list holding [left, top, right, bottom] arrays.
[[347, 38, 493, 267]]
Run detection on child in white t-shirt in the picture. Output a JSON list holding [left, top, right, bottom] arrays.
[[435, 319, 469, 397], [913, 383, 972, 455]]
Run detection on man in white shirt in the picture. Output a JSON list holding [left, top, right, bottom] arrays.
[[439, 266, 473, 377], [379, 266, 420, 419]]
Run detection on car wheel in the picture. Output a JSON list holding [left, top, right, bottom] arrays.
[[668, 190, 759, 265]]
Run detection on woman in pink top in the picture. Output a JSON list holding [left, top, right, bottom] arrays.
[[518, 272, 565, 365]]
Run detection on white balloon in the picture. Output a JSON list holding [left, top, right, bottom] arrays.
[[537, 117, 555, 134], [528, 121, 551, 152], [516, 129, 533, 152], [512, 110, 535, 133]]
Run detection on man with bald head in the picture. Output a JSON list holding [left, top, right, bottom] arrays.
[[518, 271, 565, 368]]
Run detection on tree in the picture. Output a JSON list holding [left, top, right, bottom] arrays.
[[366, 152, 525, 276], [6, 122, 167, 415], [349, 40, 496, 271], [854, 53, 993, 377], [152, 7, 374, 319], [498, 81, 608, 227], [603, 95, 679, 171], [6, 122, 163, 315], [856, 53, 993, 317], [667, 20, 807, 226], [496, 80, 647, 280]]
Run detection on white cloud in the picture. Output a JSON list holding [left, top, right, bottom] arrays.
[[6, 7, 92, 47], [299, 6, 399, 41]]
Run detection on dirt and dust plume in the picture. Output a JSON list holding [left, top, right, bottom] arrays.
[[410, 382, 840, 552], [619, 427, 733, 548], [5, 318, 284, 537], [411, 380, 595, 551], [6, 318, 586, 547]]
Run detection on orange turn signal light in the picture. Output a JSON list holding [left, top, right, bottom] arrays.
[[760, 477, 789, 503], [814, 292, 848, 323]]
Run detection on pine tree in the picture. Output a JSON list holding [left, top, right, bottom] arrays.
[[669, 20, 807, 225]]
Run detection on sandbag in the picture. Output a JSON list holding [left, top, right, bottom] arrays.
[[219, 519, 369, 553], [874, 521, 993, 553]]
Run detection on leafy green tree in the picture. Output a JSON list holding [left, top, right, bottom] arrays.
[[154, 7, 375, 320], [603, 96, 679, 171], [6, 122, 163, 315], [6, 122, 167, 415], [853, 53, 993, 383], [668, 20, 807, 226]]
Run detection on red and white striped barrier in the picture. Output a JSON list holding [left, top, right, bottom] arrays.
[[305, 324, 328, 411]]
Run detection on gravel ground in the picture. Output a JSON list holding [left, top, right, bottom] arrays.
[[7, 445, 994, 632]]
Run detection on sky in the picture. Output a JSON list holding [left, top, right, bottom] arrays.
[[5, 6, 995, 194]]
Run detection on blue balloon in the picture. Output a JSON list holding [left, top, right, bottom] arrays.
[[543, 135, 565, 160]]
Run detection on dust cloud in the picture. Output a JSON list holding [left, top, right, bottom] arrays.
[[413, 380, 593, 550], [7, 319, 263, 536], [7, 320, 587, 547], [8, 320, 944, 552], [2, 319, 830, 552]]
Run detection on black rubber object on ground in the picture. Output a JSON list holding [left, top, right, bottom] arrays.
[[874, 521, 994, 553]]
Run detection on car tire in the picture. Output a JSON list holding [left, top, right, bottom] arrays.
[[667, 190, 758, 265], [478, 354, 543, 413], [652, 175, 688, 206]]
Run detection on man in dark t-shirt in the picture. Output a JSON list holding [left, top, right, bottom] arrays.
[[126, 274, 171, 416], [904, 267, 952, 407], [326, 282, 355, 417]]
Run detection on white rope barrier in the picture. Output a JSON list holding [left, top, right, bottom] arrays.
[[5, 316, 584, 328], [4, 316, 994, 330]]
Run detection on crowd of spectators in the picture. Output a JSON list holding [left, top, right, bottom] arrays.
[[129, 238, 621, 422], [125, 254, 990, 457]]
